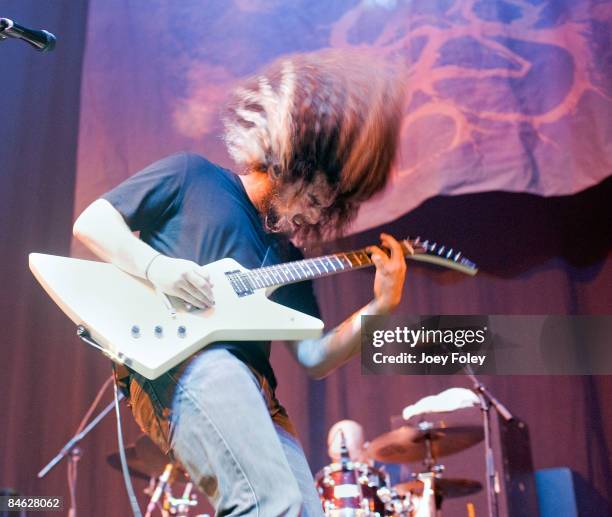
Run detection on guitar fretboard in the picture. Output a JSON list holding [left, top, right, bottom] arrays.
[[236, 249, 374, 290], [225, 237, 476, 296]]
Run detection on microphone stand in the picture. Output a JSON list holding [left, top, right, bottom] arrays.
[[37, 395, 121, 477], [429, 317, 513, 517], [462, 363, 514, 517]]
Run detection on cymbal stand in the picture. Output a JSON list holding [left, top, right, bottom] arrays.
[[413, 472, 438, 517], [416, 422, 444, 517], [416, 421, 445, 475]]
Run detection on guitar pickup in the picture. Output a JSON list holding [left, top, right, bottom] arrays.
[[226, 270, 254, 297]]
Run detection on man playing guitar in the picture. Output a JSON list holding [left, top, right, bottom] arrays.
[[73, 49, 408, 516]]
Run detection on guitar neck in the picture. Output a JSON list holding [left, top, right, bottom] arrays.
[[235, 235, 479, 291], [244, 248, 378, 290]]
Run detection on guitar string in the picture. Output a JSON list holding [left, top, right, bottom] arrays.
[[225, 243, 474, 290], [231, 251, 373, 289]]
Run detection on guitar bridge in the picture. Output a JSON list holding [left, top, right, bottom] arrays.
[[226, 270, 254, 297]]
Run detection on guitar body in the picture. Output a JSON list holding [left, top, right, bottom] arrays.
[[29, 253, 324, 379]]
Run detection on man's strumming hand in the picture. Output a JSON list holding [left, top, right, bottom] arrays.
[[147, 255, 215, 309]]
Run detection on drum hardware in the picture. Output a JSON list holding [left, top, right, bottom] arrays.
[[145, 465, 198, 517], [339, 430, 350, 467], [395, 477, 482, 500], [145, 464, 174, 517], [165, 482, 199, 515], [410, 472, 436, 517], [376, 486, 416, 516], [386, 470, 483, 517], [417, 421, 437, 472], [143, 473, 200, 517], [378, 472, 454, 517], [412, 422, 444, 516]]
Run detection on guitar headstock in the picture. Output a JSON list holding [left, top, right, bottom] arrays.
[[400, 236, 478, 276]]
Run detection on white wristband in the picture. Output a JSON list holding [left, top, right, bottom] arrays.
[[144, 253, 162, 282]]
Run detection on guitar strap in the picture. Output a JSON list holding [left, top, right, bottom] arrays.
[[113, 362, 132, 398]]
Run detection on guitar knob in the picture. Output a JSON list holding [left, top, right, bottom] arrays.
[[177, 325, 187, 338], [154, 325, 163, 337], [131, 325, 140, 338]]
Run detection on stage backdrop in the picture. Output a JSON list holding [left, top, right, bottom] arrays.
[[67, 0, 611, 514], [73, 0, 612, 234]]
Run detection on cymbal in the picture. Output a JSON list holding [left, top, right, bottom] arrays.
[[366, 422, 484, 463], [395, 477, 483, 499], [106, 434, 187, 482]]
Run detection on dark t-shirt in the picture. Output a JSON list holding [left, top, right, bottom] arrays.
[[102, 151, 320, 388]]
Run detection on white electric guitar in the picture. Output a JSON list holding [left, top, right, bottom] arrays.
[[29, 237, 477, 379]]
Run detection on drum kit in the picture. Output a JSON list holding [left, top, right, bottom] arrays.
[[105, 418, 484, 517], [314, 419, 485, 517]]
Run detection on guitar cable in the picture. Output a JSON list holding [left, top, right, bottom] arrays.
[[74, 326, 142, 515], [113, 377, 143, 517]]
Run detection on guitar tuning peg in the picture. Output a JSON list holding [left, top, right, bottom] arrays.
[[454, 251, 462, 261], [438, 246, 445, 255], [462, 258, 476, 268], [430, 243, 437, 252], [446, 248, 454, 258], [422, 239, 429, 249]]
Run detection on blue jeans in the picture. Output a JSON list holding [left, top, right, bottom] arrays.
[[127, 348, 323, 516]]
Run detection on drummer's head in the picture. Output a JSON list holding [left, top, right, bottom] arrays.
[[327, 420, 366, 462]]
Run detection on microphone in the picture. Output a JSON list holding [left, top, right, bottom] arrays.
[[0, 18, 56, 51], [339, 430, 350, 469]]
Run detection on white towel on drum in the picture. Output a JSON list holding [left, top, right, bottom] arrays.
[[402, 387, 479, 420]]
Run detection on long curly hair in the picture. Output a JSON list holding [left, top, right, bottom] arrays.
[[223, 48, 406, 242]]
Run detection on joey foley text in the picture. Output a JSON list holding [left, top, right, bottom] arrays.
[[369, 326, 488, 367]]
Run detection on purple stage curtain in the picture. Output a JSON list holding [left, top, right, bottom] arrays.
[[1, 1, 611, 516], [73, 0, 612, 235]]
